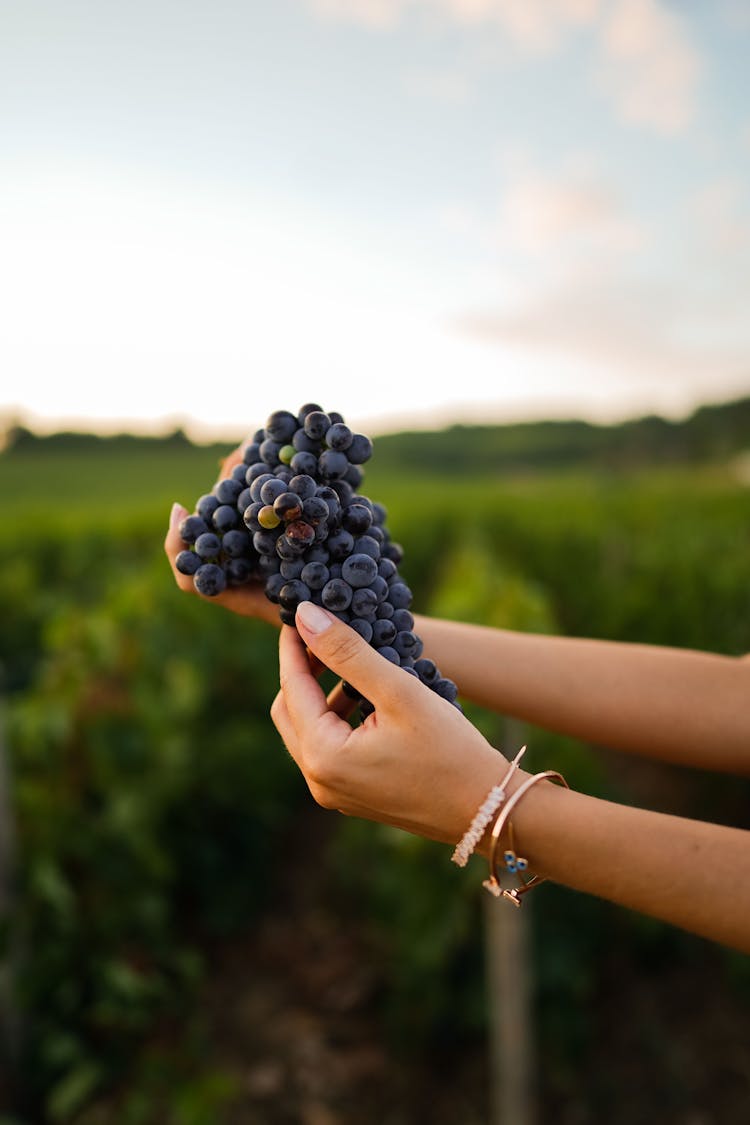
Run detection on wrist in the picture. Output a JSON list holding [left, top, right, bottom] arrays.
[[482, 769, 570, 903]]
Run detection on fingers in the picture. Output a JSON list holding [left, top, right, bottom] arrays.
[[272, 626, 355, 787], [275, 625, 335, 736], [293, 601, 416, 716]]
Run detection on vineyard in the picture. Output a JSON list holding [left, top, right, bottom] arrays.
[[1, 428, 749, 1124]]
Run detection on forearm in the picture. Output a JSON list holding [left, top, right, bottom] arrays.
[[492, 775, 750, 954], [414, 615, 750, 773]]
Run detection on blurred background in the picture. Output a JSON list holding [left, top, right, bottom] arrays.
[[1, 2, 749, 1123]]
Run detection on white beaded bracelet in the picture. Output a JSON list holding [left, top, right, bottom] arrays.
[[451, 745, 527, 868]]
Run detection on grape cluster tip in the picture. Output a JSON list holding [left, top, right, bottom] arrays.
[[175, 403, 461, 719]]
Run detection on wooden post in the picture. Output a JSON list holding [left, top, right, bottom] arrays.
[[483, 718, 536, 1125], [0, 702, 21, 1086]]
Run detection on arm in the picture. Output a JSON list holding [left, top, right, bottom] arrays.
[[413, 615, 750, 774], [271, 605, 750, 955], [510, 778, 750, 953]]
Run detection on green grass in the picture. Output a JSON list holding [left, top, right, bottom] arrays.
[[0, 443, 229, 530]]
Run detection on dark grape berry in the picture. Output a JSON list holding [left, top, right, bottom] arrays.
[[260, 477, 289, 505], [265, 573, 287, 602], [321, 577, 353, 612], [350, 586, 378, 620], [194, 563, 226, 596], [290, 451, 318, 476], [213, 504, 239, 533], [176, 549, 201, 576], [342, 503, 372, 534], [265, 410, 298, 443], [222, 529, 252, 558], [372, 619, 397, 647], [274, 492, 304, 521], [326, 528, 355, 560], [325, 422, 352, 450], [289, 474, 317, 499], [196, 494, 220, 522], [349, 618, 374, 643], [303, 410, 331, 440], [226, 557, 254, 585], [279, 580, 312, 611], [347, 433, 373, 464], [179, 514, 209, 543], [300, 561, 330, 589], [341, 553, 378, 588], [194, 532, 221, 560], [215, 478, 243, 505], [388, 581, 413, 609], [318, 449, 349, 481]]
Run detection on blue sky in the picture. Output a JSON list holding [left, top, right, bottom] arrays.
[[2, 0, 750, 439]]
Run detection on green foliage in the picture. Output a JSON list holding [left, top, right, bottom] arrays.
[[369, 394, 750, 473], [2, 548, 305, 1121], [1, 431, 748, 1121]]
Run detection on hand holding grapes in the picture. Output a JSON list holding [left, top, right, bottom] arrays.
[[270, 602, 512, 846], [164, 403, 462, 721]]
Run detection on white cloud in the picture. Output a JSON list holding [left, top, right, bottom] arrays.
[[308, 0, 600, 49], [689, 178, 750, 257], [306, 0, 701, 132], [461, 275, 750, 386], [435, 0, 599, 51], [452, 159, 750, 400], [595, 0, 701, 134], [493, 160, 645, 264], [308, 0, 405, 30]]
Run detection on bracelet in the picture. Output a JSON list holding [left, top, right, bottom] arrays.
[[482, 769, 569, 906], [451, 745, 527, 868]]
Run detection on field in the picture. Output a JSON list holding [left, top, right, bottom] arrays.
[[1, 434, 749, 1124]]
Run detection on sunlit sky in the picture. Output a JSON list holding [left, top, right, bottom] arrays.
[[2, 0, 750, 440]]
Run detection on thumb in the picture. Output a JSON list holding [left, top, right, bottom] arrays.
[[295, 601, 414, 713]]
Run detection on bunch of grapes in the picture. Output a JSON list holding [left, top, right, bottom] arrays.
[[175, 402, 460, 719]]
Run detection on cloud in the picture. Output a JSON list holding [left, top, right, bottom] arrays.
[[434, 0, 599, 52], [460, 275, 750, 387], [454, 160, 750, 396], [308, 0, 599, 49], [595, 0, 702, 134], [306, 0, 701, 133], [690, 178, 750, 258], [308, 0, 405, 30], [493, 160, 645, 264]]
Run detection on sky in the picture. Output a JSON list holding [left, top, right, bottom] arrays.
[[2, 0, 750, 440]]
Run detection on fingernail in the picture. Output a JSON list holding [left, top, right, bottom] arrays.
[[296, 601, 334, 634], [170, 502, 186, 529]]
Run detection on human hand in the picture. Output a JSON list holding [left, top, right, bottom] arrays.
[[163, 439, 281, 627], [271, 601, 512, 848]]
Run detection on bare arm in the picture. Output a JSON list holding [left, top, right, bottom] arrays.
[[274, 607, 750, 955], [497, 774, 750, 954], [413, 615, 750, 774]]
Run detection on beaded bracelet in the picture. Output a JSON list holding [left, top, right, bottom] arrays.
[[451, 745, 528, 868], [482, 769, 569, 906]]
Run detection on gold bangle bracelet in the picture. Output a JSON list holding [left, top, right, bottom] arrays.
[[483, 769, 569, 906]]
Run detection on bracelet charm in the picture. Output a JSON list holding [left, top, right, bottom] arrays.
[[482, 769, 570, 906]]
